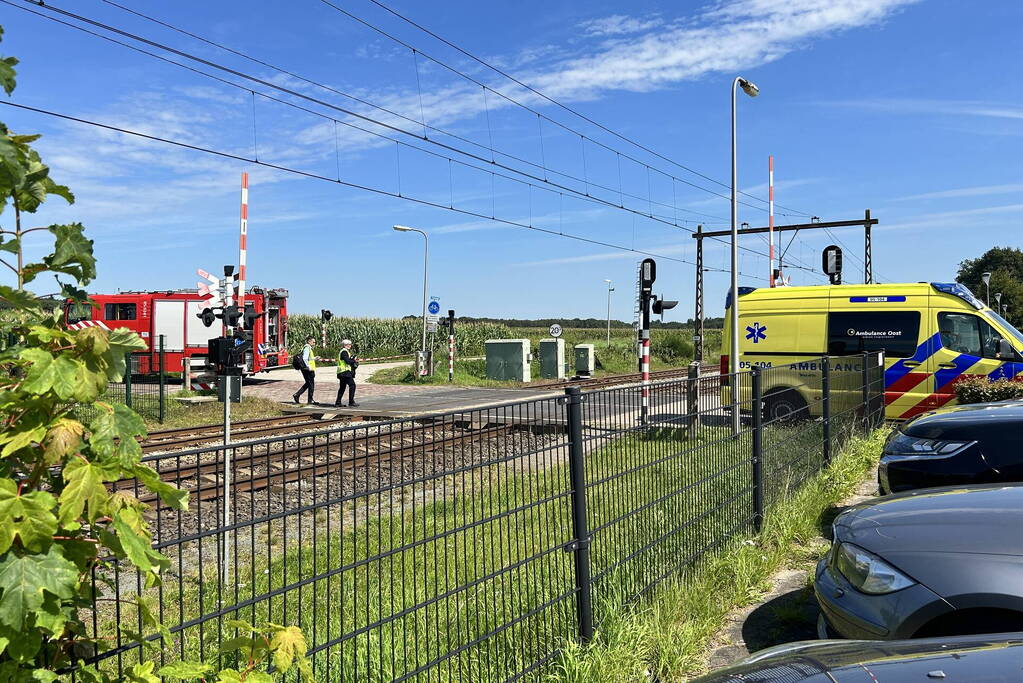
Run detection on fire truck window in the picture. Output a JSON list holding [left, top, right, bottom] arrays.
[[65, 303, 92, 324], [103, 303, 137, 321], [827, 311, 920, 358], [938, 312, 1000, 359]]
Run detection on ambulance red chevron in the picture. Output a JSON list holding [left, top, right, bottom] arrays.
[[64, 286, 290, 375], [721, 282, 1023, 419]]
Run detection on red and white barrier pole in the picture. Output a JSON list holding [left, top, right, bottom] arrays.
[[448, 334, 454, 382], [768, 156, 775, 287], [237, 172, 249, 307], [641, 331, 650, 423]]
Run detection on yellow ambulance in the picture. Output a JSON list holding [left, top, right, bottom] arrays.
[[720, 282, 1023, 420]]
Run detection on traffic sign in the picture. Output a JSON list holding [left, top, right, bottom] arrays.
[[549, 324, 563, 338], [197, 268, 220, 286], [427, 322, 438, 333], [428, 301, 441, 315], [426, 314, 441, 324]]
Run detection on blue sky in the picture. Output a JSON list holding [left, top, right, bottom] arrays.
[[2, 0, 1021, 322]]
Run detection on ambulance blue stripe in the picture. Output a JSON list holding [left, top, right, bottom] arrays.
[[933, 354, 977, 390], [884, 333, 941, 388], [988, 362, 1023, 381]]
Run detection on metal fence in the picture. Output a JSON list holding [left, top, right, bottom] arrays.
[[85, 335, 167, 423], [79, 352, 885, 681]]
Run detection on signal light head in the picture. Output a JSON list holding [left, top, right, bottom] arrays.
[[197, 307, 217, 328]]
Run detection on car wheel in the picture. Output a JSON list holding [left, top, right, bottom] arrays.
[[764, 389, 808, 423]]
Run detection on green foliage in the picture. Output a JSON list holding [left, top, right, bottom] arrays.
[[957, 246, 1023, 328], [0, 25, 307, 680], [953, 375, 1023, 404], [287, 313, 512, 357]]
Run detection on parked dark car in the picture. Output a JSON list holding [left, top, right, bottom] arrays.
[[691, 633, 1023, 682], [880, 399, 1023, 494], [816, 484, 1023, 641]]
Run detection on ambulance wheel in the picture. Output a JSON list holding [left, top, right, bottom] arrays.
[[764, 389, 808, 423]]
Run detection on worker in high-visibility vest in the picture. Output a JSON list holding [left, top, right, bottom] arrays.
[[334, 339, 360, 407], [292, 336, 318, 404]]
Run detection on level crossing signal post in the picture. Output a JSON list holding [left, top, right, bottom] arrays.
[[196, 264, 263, 581], [447, 309, 455, 383]]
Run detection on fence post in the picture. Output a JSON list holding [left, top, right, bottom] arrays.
[[751, 367, 764, 532], [822, 358, 831, 466], [124, 352, 133, 410], [565, 386, 594, 643], [158, 335, 166, 423], [686, 361, 699, 435], [861, 351, 870, 432]]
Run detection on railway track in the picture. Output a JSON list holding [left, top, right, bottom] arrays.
[[126, 420, 517, 504], [141, 414, 366, 453]]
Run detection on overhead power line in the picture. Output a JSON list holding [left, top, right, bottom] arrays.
[[92, 0, 810, 220], [338, 0, 815, 218], [10, 0, 827, 273], [1, 100, 780, 281]]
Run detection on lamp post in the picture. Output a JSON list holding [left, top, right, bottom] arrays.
[[982, 272, 992, 307], [995, 292, 1002, 311], [393, 225, 429, 355], [604, 279, 614, 348], [730, 76, 759, 433]]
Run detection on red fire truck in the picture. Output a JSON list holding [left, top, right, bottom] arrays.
[[64, 286, 290, 375]]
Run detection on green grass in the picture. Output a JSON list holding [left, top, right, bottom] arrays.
[[551, 426, 887, 681], [148, 395, 286, 430], [97, 416, 885, 681]]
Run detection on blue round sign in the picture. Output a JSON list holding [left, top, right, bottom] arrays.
[[428, 301, 441, 314]]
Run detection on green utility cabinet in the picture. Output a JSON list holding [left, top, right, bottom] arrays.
[[485, 339, 531, 381], [574, 344, 595, 377], [538, 338, 566, 379]]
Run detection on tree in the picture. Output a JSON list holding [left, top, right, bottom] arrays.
[[956, 247, 1023, 328], [0, 26, 310, 681]]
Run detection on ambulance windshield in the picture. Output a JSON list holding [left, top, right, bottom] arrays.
[[985, 310, 1023, 347]]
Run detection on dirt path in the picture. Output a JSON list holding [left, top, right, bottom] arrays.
[[701, 467, 880, 671]]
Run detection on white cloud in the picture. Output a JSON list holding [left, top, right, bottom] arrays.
[[816, 98, 1023, 122], [893, 183, 1023, 202], [579, 15, 663, 37]]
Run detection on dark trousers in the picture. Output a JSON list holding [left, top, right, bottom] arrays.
[[295, 368, 316, 402], [335, 373, 356, 405]]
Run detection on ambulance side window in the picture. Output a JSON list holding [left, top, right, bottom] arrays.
[[938, 312, 1000, 359], [827, 311, 920, 358], [103, 303, 137, 321]]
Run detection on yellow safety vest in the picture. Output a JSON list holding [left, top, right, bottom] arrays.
[[337, 349, 354, 373], [304, 344, 317, 370]]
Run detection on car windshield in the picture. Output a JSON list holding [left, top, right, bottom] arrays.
[[984, 310, 1023, 347]]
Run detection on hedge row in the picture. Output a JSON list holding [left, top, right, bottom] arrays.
[[952, 375, 1023, 404]]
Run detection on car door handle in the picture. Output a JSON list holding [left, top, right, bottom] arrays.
[[937, 363, 957, 369], [902, 361, 920, 368]]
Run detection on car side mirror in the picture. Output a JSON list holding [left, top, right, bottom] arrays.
[[998, 338, 1017, 360]]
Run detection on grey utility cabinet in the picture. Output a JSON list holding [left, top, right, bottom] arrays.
[[485, 339, 531, 382], [538, 338, 566, 379]]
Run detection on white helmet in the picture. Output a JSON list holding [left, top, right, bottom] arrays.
[[342, 339, 353, 346]]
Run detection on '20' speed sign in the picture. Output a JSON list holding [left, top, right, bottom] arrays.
[[548, 324, 563, 338]]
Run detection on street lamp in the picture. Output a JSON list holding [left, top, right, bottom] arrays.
[[393, 225, 429, 355], [982, 272, 992, 307], [604, 279, 614, 348], [995, 292, 1002, 310], [730, 76, 759, 432]]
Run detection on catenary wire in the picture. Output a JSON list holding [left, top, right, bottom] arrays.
[[10, 0, 825, 272], [332, 0, 815, 217], [17, 0, 738, 228], [93, 0, 809, 220], [1, 100, 781, 282]]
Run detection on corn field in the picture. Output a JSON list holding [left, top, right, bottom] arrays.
[[287, 314, 513, 358]]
